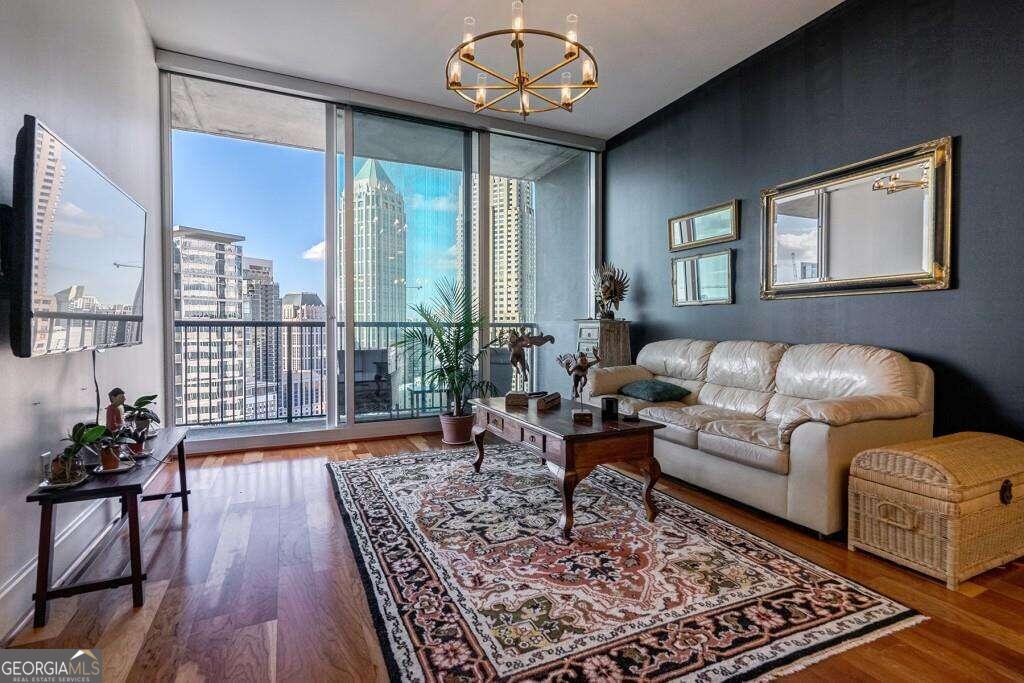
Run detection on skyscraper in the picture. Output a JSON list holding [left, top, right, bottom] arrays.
[[242, 257, 281, 322], [342, 159, 407, 346], [30, 127, 66, 354], [281, 292, 326, 417], [455, 175, 536, 323]]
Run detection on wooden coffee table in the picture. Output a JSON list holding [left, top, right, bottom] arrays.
[[470, 397, 665, 539]]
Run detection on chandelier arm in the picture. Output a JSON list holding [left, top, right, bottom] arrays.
[[464, 57, 518, 88], [476, 88, 518, 113], [524, 87, 565, 111], [513, 38, 527, 115], [524, 83, 596, 90], [450, 84, 517, 91], [525, 53, 578, 88]]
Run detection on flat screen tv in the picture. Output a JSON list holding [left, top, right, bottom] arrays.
[[4, 115, 147, 357]]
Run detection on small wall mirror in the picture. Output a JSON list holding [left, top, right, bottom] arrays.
[[761, 138, 952, 299], [669, 200, 738, 251], [672, 249, 733, 306]]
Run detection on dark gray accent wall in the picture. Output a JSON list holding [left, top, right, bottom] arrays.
[[604, 0, 1024, 437]]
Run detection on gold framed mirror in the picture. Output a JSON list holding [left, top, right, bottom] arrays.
[[672, 249, 733, 306], [760, 137, 952, 299], [669, 199, 738, 251]]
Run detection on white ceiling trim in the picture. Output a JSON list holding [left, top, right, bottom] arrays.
[[156, 49, 605, 151]]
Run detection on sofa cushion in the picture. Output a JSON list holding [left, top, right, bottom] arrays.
[[640, 404, 758, 449], [698, 420, 790, 475], [698, 341, 789, 418], [636, 339, 716, 381], [588, 364, 654, 397], [773, 343, 918, 401], [601, 395, 689, 417], [619, 379, 690, 402]]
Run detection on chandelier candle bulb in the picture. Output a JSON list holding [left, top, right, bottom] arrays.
[[448, 61, 462, 87], [461, 16, 476, 59], [560, 71, 572, 107], [520, 91, 531, 113], [475, 74, 487, 106], [564, 14, 579, 58], [512, 0, 524, 32], [582, 57, 595, 85]]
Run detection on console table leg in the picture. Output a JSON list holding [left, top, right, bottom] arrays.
[[558, 469, 579, 540], [33, 502, 55, 628], [126, 494, 144, 608], [177, 440, 189, 513], [641, 455, 661, 522], [472, 425, 486, 473]]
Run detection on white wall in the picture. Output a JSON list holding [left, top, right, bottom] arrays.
[[0, 0, 161, 638]]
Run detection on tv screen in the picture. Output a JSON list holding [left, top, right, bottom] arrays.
[[7, 115, 147, 357]]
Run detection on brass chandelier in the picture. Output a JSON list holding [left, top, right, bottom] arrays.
[[444, 1, 598, 117]]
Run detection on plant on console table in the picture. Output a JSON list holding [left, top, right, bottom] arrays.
[[94, 428, 137, 472], [54, 423, 106, 485], [399, 279, 498, 445], [124, 394, 160, 433]]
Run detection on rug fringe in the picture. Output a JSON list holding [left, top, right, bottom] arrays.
[[754, 614, 928, 681]]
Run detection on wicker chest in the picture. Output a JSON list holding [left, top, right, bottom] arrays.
[[848, 432, 1024, 590]]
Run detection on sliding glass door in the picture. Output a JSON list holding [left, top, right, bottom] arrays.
[[166, 74, 595, 436]]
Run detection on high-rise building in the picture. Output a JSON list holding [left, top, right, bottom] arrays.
[[341, 159, 407, 346], [30, 128, 67, 354], [455, 175, 536, 323], [280, 292, 326, 417], [171, 226, 259, 423], [242, 257, 281, 322]]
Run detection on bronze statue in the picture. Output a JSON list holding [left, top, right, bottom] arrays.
[[507, 327, 554, 383], [593, 263, 630, 319], [557, 349, 601, 401]]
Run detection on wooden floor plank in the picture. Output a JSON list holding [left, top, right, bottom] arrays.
[[8, 432, 1024, 682]]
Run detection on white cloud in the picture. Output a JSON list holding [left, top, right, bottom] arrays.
[[775, 230, 818, 262], [302, 240, 325, 261], [407, 193, 458, 212], [53, 201, 104, 239]]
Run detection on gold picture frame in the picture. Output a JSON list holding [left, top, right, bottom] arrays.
[[671, 248, 733, 306], [668, 199, 739, 251], [760, 137, 952, 300]]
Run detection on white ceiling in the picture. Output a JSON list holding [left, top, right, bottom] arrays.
[[137, 0, 842, 139]]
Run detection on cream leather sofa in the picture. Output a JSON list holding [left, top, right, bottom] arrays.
[[583, 339, 934, 535]]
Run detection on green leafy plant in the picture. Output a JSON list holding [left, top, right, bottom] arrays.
[[397, 279, 498, 417], [124, 394, 160, 425], [55, 422, 106, 482], [97, 427, 137, 451]]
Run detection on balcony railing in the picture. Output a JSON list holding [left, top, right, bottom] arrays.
[[173, 320, 536, 427]]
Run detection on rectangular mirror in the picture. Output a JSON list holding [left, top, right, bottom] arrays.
[[672, 249, 732, 306], [761, 138, 951, 299], [669, 199, 738, 251]]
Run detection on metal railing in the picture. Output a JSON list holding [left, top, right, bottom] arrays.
[[172, 320, 536, 427]]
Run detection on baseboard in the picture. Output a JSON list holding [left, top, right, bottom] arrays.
[[0, 497, 120, 645]]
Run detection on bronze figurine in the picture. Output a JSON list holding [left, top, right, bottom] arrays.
[[557, 348, 601, 401], [507, 327, 554, 384], [593, 263, 630, 319]]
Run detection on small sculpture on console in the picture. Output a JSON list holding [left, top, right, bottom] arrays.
[[557, 349, 601, 424], [593, 263, 630, 320], [507, 327, 555, 385], [105, 387, 126, 432]]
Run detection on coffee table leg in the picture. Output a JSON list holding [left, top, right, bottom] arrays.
[[472, 425, 486, 473], [640, 455, 661, 522], [558, 469, 579, 540]]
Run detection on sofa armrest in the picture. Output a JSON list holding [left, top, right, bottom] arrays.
[[779, 395, 922, 444], [586, 364, 654, 398]]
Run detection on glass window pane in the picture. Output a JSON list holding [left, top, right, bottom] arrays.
[[349, 113, 466, 422], [487, 135, 592, 396], [169, 75, 326, 428]]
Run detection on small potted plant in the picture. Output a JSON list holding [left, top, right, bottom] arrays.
[[54, 423, 105, 485], [94, 427, 136, 472], [124, 394, 160, 433], [398, 279, 498, 444], [121, 423, 150, 457]]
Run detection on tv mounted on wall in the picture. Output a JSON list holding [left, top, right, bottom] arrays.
[[1, 115, 147, 357]]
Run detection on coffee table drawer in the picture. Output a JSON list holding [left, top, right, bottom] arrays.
[[484, 411, 504, 431], [519, 425, 546, 453]]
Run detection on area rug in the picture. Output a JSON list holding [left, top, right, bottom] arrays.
[[327, 444, 923, 682]]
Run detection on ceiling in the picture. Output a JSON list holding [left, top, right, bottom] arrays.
[[138, 0, 842, 139]]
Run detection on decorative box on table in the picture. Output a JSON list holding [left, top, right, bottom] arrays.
[[848, 432, 1024, 590]]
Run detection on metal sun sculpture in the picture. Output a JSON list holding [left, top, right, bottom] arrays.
[[445, 2, 599, 118], [593, 263, 630, 319]]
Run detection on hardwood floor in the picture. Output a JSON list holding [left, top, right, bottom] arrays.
[[10, 434, 1024, 681]]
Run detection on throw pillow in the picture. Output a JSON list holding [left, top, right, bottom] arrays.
[[619, 379, 690, 403]]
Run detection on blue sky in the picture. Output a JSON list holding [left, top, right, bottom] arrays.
[[172, 131, 460, 310]]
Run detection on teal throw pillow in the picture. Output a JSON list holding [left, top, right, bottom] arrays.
[[619, 379, 689, 402]]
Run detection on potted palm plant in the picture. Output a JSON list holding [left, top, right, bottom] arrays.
[[399, 279, 498, 444]]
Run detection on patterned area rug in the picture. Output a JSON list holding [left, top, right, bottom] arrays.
[[327, 444, 923, 681]]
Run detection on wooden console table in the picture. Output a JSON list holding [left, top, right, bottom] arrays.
[[470, 397, 664, 539], [26, 426, 189, 627]]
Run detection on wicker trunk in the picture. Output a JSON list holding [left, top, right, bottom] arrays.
[[848, 432, 1024, 590]]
